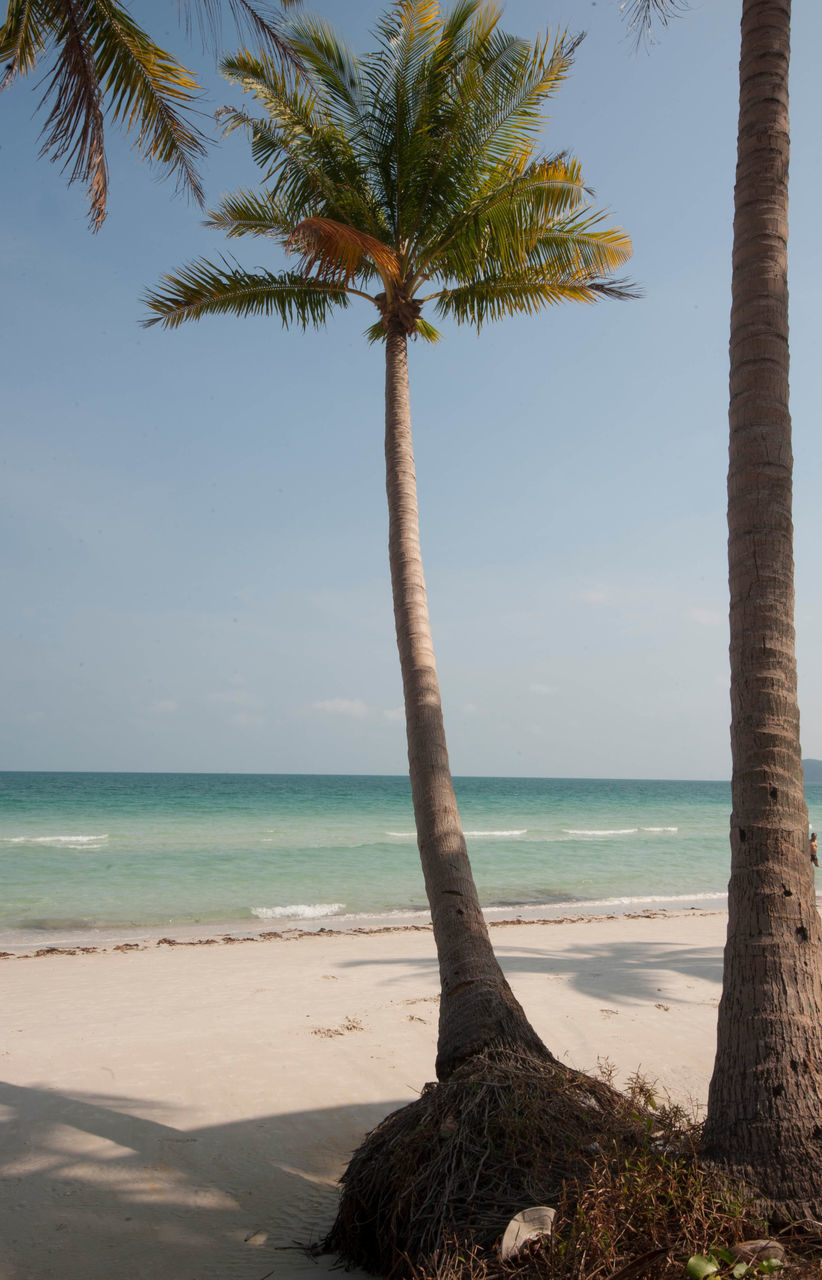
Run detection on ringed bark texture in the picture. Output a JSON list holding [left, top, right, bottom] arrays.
[[703, 0, 822, 1221], [384, 324, 550, 1080]]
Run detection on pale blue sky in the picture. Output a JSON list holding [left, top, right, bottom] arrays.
[[2, 0, 821, 779]]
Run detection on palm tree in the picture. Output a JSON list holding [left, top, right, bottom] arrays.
[[0, 0, 293, 230], [144, 0, 633, 1081], [626, 0, 822, 1220]]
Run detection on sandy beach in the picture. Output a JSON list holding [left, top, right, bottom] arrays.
[[1, 910, 728, 1280]]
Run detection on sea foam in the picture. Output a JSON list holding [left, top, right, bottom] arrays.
[[386, 829, 527, 839], [564, 828, 638, 836], [251, 902, 345, 920], [1, 833, 109, 848]]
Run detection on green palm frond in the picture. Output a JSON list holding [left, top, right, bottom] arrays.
[[2, 0, 297, 228], [87, 0, 206, 201], [143, 258, 349, 329], [1, 0, 48, 82], [205, 187, 290, 239], [434, 272, 638, 328], [5, 0, 206, 229], [412, 155, 588, 282], [219, 56, 391, 241]]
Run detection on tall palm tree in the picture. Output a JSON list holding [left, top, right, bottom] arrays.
[[144, 0, 634, 1080], [0, 0, 294, 230], [626, 0, 822, 1220]]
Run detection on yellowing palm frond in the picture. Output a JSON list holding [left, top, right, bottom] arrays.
[[289, 217, 402, 289]]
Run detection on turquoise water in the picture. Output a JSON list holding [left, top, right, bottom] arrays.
[[2, 772, 819, 943]]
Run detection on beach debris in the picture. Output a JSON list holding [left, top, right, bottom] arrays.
[[312, 1016, 364, 1038], [600, 1008, 619, 1017], [655, 1002, 670, 1011], [499, 1206, 556, 1260], [243, 1228, 269, 1247]]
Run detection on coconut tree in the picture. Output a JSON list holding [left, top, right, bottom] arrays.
[[626, 0, 822, 1220], [0, 0, 294, 229], [144, 0, 633, 1082]]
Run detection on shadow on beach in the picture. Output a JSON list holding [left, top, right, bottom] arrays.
[[0, 1080, 388, 1280], [338, 936, 723, 1006]]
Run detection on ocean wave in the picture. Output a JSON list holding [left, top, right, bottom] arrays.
[[563, 828, 638, 837], [641, 827, 678, 833], [251, 902, 345, 920], [483, 890, 726, 914], [1, 834, 109, 848], [385, 829, 527, 839]]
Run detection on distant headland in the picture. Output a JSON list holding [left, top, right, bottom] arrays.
[[804, 759, 822, 782]]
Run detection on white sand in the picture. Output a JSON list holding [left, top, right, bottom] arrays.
[[0, 911, 727, 1280]]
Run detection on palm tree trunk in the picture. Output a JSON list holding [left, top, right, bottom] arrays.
[[384, 322, 550, 1081], [703, 0, 822, 1220]]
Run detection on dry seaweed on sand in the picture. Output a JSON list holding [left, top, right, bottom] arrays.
[[320, 1049, 767, 1279]]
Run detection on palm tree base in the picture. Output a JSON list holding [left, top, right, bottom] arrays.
[[319, 1050, 655, 1278]]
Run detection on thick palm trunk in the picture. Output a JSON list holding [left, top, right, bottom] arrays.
[[703, 0, 822, 1221], [384, 323, 549, 1080]]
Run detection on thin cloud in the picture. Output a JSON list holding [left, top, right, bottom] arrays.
[[231, 712, 265, 728], [208, 689, 263, 709], [689, 608, 725, 627], [312, 698, 369, 719], [529, 683, 556, 696], [150, 699, 179, 714]]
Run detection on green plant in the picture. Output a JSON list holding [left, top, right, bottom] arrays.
[[686, 1247, 784, 1279]]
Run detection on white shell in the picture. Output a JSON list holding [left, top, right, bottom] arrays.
[[500, 1206, 556, 1260]]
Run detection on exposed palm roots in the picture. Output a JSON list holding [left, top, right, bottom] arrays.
[[320, 1050, 759, 1279]]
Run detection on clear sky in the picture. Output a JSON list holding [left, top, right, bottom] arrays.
[[2, 0, 821, 780]]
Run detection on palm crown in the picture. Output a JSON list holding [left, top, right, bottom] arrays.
[[144, 0, 635, 338]]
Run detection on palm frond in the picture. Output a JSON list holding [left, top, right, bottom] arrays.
[[219, 54, 387, 237], [412, 155, 588, 282], [143, 257, 348, 329], [434, 271, 638, 328], [620, 0, 690, 51], [365, 313, 442, 343], [179, 0, 296, 65], [28, 0, 206, 229], [205, 187, 289, 239], [289, 216, 401, 288], [35, 0, 108, 230], [88, 0, 206, 199], [1, 0, 49, 84]]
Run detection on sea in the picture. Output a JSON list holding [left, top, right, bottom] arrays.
[[2, 772, 821, 949]]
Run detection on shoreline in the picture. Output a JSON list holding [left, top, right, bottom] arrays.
[[0, 902, 730, 958]]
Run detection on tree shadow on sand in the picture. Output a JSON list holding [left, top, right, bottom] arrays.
[[338, 936, 723, 1007], [0, 1080, 394, 1280]]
